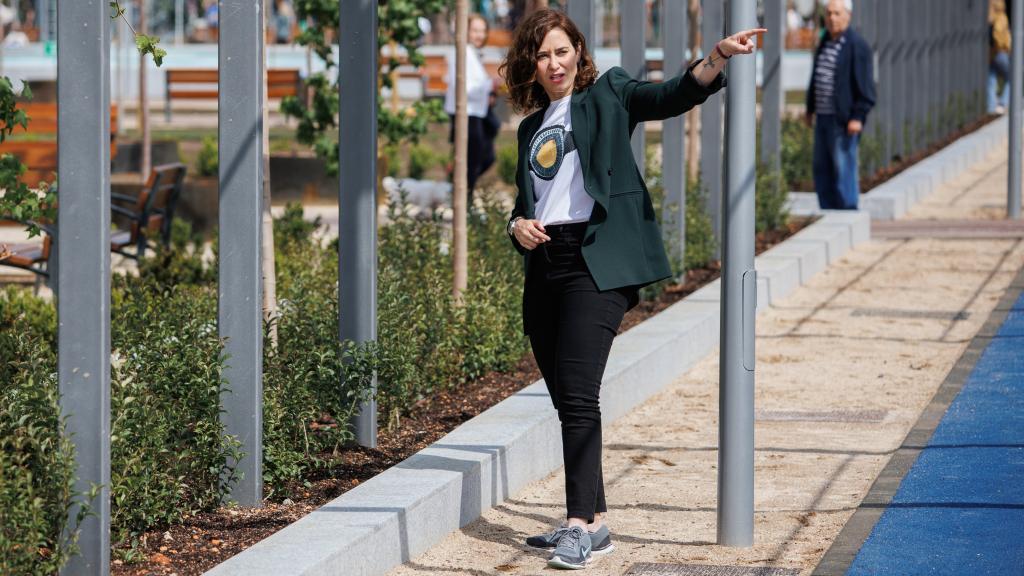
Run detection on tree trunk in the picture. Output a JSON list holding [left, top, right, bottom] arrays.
[[452, 0, 468, 300], [261, 0, 279, 347], [686, 0, 701, 181], [139, 0, 151, 183]]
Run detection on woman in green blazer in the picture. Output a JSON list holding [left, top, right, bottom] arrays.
[[498, 9, 763, 570]]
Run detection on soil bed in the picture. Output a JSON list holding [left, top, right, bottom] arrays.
[[112, 216, 814, 576]]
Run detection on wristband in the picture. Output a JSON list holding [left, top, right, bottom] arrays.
[[714, 42, 730, 61]]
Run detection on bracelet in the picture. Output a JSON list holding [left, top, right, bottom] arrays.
[[714, 42, 730, 61], [507, 216, 523, 237]]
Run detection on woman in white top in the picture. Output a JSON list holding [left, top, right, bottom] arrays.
[[445, 13, 502, 204]]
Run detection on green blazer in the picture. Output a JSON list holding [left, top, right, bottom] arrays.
[[509, 61, 725, 291]]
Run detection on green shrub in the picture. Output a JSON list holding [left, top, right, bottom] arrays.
[[755, 163, 790, 234], [383, 143, 401, 178], [0, 324, 82, 576], [196, 135, 218, 177], [497, 143, 518, 185], [781, 117, 814, 191], [684, 173, 718, 271], [407, 144, 435, 180]]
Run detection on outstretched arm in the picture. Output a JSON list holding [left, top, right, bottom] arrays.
[[693, 27, 765, 87]]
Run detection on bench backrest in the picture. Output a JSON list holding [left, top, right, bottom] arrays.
[[166, 68, 302, 99]]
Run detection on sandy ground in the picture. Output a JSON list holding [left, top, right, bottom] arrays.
[[386, 145, 1024, 576]]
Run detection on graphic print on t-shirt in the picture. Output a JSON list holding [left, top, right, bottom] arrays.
[[529, 124, 576, 181]]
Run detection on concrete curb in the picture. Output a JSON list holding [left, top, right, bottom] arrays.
[[787, 116, 1008, 220], [205, 208, 870, 576]]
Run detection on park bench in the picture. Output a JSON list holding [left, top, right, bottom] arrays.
[[0, 102, 120, 189], [164, 68, 303, 121], [0, 163, 188, 288], [110, 163, 187, 259]]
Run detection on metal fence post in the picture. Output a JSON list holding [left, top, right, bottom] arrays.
[[340, 0, 379, 447], [219, 0, 264, 506], [662, 0, 688, 271], [701, 0, 724, 259], [718, 0, 756, 548], [760, 0, 784, 174], [621, 0, 646, 177], [57, 1, 111, 573], [568, 0, 596, 47], [1011, 0, 1023, 218]]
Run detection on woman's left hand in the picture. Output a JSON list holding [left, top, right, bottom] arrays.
[[717, 28, 767, 58]]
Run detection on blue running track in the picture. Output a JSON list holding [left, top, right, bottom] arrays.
[[847, 291, 1024, 575]]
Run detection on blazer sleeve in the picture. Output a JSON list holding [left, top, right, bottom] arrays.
[[850, 36, 876, 124], [606, 61, 726, 127], [507, 120, 529, 256]]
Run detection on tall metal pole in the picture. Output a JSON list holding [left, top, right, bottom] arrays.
[[1011, 0, 1023, 218], [701, 0, 724, 259], [662, 0, 687, 271], [760, 0, 784, 173], [58, 0, 111, 573], [621, 0, 646, 177], [219, 0, 264, 506], [175, 0, 185, 44], [718, 0, 756, 548], [568, 0, 596, 47], [340, 0, 379, 447]]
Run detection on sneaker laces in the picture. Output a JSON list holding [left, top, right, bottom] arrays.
[[558, 526, 585, 552]]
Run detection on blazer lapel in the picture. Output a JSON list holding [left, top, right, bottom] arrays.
[[518, 108, 546, 217], [570, 90, 608, 217]]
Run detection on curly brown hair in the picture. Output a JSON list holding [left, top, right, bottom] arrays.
[[498, 9, 598, 114]]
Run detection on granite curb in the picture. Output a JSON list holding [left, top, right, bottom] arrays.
[[787, 115, 1008, 219]]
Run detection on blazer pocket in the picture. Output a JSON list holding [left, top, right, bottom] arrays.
[[610, 188, 643, 198]]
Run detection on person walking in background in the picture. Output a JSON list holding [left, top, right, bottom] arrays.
[[445, 12, 502, 207], [989, 0, 1012, 115], [501, 8, 762, 570], [805, 0, 875, 210]]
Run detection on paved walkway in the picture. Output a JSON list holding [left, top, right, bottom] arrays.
[[385, 143, 1024, 574]]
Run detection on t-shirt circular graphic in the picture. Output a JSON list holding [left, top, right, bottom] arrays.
[[528, 93, 593, 225]]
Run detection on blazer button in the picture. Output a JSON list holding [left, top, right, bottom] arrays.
[[607, 168, 613, 175]]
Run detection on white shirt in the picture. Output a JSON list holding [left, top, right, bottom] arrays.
[[444, 46, 492, 118], [529, 94, 594, 226]]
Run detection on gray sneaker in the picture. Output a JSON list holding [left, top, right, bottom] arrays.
[[525, 523, 570, 550], [527, 523, 615, 555], [588, 524, 615, 555], [547, 526, 592, 570]]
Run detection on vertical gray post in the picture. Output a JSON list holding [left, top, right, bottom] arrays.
[[718, 0, 756, 548], [662, 0, 687, 271], [57, 1, 111, 574], [1011, 0, 1023, 218], [701, 0, 724, 258], [175, 0, 185, 44], [621, 0, 646, 177], [568, 0, 595, 46], [340, 0, 379, 447], [760, 0, 784, 172], [219, 0, 264, 506]]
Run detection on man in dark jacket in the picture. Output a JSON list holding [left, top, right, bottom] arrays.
[[805, 0, 876, 210]]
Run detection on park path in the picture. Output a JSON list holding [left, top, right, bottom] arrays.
[[385, 141, 1024, 575]]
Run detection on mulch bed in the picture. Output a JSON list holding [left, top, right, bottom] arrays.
[[112, 216, 813, 576]]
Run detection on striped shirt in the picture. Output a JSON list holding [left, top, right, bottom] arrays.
[[814, 35, 847, 115]]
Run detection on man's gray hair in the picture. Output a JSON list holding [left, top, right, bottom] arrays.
[[824, 0, 854, 12]]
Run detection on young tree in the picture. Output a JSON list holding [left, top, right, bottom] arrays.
[[452, 0, 468, 299]]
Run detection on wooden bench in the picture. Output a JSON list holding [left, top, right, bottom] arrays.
[[0, 103, 119, 189], [110, 163, 188, 259], [164, 68, 303, 120]]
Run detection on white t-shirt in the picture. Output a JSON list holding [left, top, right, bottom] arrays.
[[444, 46, 492, 118], [529, 94, 594, 226]]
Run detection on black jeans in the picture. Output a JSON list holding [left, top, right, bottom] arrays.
[[523, 222, 638, 522]]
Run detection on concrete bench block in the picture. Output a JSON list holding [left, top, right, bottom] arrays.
[[755, 255, 800, 306]]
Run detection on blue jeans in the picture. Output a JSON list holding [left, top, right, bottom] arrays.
[[988, 52, 1010, 113], [813, 114, 860, 210]]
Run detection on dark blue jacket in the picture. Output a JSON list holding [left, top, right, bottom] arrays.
[[806, 27, 876, 125]]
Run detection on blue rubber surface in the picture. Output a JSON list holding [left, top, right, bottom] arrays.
[[847, 291, 1024, 576]]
